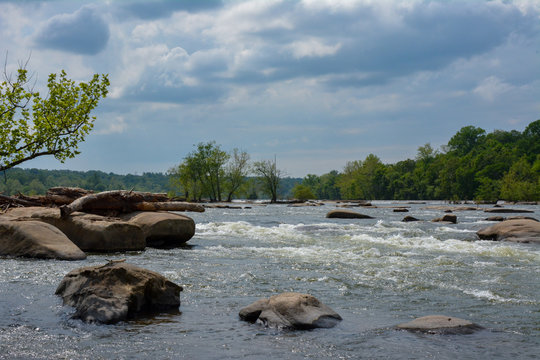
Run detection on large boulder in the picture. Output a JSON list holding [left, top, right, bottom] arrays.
[[326, 210, 374, 219], [396, 315, 482, 334], [120, 211, 195, 248], [0, 220, 86, 260], [432, 214, 457, 224], [477, 219, 540, 243], [55, 261, 182, 324], [239, 292, 342, 330], [6, 207, 145, 252]]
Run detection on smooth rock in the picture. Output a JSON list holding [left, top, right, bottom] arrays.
[[484, 208, 534, 213], [326, 210, 374, 219], [6, 207, 145, 252], [120, 211, 195, 248], [393, 208, 409, 213], [396, 315, 482, 334], [55, 262, 182, 324], [239, 292, 342, 330], [485, 216, 505, 222], [402, 216, 420, 222], [0, 220, 86, 260], [432, 214, 457, 224], [477, 219, 540, 243]]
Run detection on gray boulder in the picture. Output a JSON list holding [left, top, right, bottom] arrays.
[[55, 261, 182, 324], [477, 219, 540, 243], [239, 292, 342, 330], [396, 315, 482, 334], [402, 216, 420, 222], [120, 211, 195, 248], [326, 210, 374, 219], [6, 207, 145, 252], [0, 220, 86, 260]]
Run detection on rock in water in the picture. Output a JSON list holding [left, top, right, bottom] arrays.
[[239, 292, 342, 329], [477, 219, 540, 243], [120, 211, 195, 248], [396, 315, 482, 334], [0, 220, 86, 260], [326, 210, 374, 219], [432, 214, 457, 224], [55, 262, 182, 324]]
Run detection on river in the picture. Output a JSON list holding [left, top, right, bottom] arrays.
[[1, 202, 539, 359]]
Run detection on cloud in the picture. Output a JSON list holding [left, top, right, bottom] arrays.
[[34, 6, 109, 55], [473, 76, 514, 102]]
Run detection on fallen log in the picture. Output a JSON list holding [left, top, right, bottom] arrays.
[[0, 194, 42, 208], [60, 190, 202, 217]]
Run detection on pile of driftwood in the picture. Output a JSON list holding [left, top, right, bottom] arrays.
[[0, 187, 204, 216]]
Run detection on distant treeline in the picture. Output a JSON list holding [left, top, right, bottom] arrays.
[[293, 120, 540, 202], [0, 167, 301, 200]]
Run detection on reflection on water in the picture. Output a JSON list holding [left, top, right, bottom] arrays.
[[1, 202, 539, 359]]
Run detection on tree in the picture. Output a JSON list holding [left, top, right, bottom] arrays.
[[447, 126, 486, 156], [0, 62, 109, 172], [252, 157, 283, 203], [292, 184, 315, 200], [224, 148, 250, 202]]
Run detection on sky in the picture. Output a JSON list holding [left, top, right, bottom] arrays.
[[0, 0, 539, 177]]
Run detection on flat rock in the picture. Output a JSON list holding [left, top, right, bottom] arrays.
[[0, 220, 86, 260], [432, 214, 457, 224], [239, 292, 342, 330], [484, 208, 534, 213], [402, 216, 421, 222], [326, 210, 374, 219], [120, 211, 195, 248], [396, 315, 482, 334], [55, 262, 182, 324], [393, 208, 409, 213], [6, 207, 145, 252], [477, 219, 540, 243]]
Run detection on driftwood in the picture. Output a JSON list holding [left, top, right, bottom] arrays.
[[0, 193, 42, 208], [60, 190, 202, 217]]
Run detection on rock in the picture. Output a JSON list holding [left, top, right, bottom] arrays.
[[55, 262, 182, 324], [432, 214, 457, 224], [0, 220, 86, 260], [477, 219, 540, 243], [484, 208, 534, 213], [326, 210, 374, 219], [507, 216, 539, 222], [396, 315, 482, 334], [6, 207, 145, 252], [120, 211, 195, 248], [239, 292, 342, 330], [393, 208, 409, 213], [402, 216, 420, 222], [486, 216, 505, 222]]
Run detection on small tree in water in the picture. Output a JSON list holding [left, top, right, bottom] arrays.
[[252, 157, 284, 203]]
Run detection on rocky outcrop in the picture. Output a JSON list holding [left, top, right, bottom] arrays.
[[239, 292, 342, 330], [0, 220, 86, 260], [477, 219, 540, 243], [432, 214, 457, 224], [6, 207, 145, 252], [120, 211, 195, 248], [55, 261, 182, 324], [326, 210, 374, 219], [396, 315, 482, 334]]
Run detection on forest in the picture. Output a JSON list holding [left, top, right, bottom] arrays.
[[1, 120, 538, 202]]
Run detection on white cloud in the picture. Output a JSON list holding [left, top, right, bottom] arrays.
[[473, 76, 513, 102], [95, 116, 128, 135], [289, 38, 342, 59]]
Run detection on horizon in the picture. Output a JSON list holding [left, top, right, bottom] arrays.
[[1, 0, 539, 177]]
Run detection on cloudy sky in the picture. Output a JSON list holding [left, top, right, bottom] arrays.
[[1, 0, 539, 177]]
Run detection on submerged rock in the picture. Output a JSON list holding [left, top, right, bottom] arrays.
[[477, 219, 540, 243], [396, 315, 482, 334], [0, 220, 86, 260], [393, 208, 409, 213], [6, 207, 145, 252], [402, 216, 421, 222], [239, 292, 342, 330], [55, 261, 182, 324], [120, 211, 195, 248], [326, 210, 374, 219]]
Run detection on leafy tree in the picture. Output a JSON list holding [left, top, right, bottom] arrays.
[[252, 157, 283, 203], [0, 63, 109, 171], [500, 157, 540, 201], [447, 126, 486, 156], [224, 148, 250, 202], [292, 184, 315, 200]]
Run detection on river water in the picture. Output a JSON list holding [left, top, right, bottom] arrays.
[[1, 202, 539, 359]]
